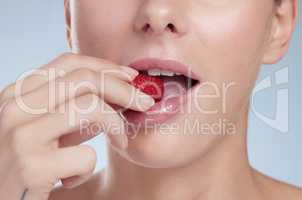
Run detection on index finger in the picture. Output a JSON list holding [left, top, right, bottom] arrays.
[[0, 53, 137, 104]]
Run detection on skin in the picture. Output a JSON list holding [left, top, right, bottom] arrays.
[[0, 0, 300, 200]]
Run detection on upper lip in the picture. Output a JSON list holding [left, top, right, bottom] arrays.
[[128, 58, 200, 80]]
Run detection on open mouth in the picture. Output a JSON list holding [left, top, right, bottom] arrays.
[[122, 58, 201, 128], [139, 68, 199, 94]]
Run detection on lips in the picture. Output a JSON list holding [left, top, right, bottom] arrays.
[[121, 57, 201, 129], [128, 58, 200, 80]]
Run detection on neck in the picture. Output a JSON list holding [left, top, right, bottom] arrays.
[[101, 105, 260, 200]]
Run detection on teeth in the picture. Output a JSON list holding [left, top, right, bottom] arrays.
[[160, 70, 175, 76], [148, 69, 161, 76], [147, 69, 178, 76]]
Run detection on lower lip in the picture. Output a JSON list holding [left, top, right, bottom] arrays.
[[121, 82, 200, 130]]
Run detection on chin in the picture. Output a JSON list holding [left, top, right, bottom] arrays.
[[114, 114, 227, 169]]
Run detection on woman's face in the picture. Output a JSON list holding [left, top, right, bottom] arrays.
[[67, 0, 277, 168]]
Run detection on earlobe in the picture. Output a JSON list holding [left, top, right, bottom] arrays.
[[64, 0, 72, 49], [262, 0, 298, 64]]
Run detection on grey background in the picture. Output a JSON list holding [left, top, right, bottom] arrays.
[[0, 1, 301, 187]]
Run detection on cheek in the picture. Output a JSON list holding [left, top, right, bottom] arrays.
[[190, 4, 271, 68], [192, 2, 271, 54], [70, 0, 135, 58], [187, 3, 272, 118]]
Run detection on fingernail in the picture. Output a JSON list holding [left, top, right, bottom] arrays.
[[120, 66, 139, 80], [136, 91, 155, 111]]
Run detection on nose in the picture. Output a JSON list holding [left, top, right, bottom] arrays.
[[133, 1, 188, 37]]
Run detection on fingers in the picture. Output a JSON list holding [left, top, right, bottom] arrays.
[[12, 93, 128, 149], [0, 54, 141, 199], [55, 146, 96, 189], [0, 53, 137, 105], [61, 174, 91, 189], [58, 127, 98, 148], [0, 68, 153, 133], [45, 145, 97, 183], [16, 145, 97, 190]]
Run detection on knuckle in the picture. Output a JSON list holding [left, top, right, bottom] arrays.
[[0, 99, 16, 128], [73, 93, 102, 120], [1, 98, 15, 115], [16, 156, 36, 186], [14, 154, 53, 189], [86, 94, 102, 115], [82, 146, 97, 173], [58, 52, 82, 66], [0, 84, 14, 105], [86, 90, 100, 100], [59, 52, 76, 61], [74, 68, 97, 81], [69, 69, 99, 97], [81, 93, 101, 106], [9, 127, 26, 154]]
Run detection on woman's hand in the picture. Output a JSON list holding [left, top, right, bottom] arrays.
[[0, 53, 154, 200]]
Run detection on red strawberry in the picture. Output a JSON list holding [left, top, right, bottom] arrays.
[[132, 73, 164, 101]]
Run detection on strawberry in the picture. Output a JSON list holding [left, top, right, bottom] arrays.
[[132, 73, 164, 101]]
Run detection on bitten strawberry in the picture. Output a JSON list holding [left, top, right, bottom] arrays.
[[132, 73, 164, 101]]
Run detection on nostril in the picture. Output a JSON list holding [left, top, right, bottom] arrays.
[[166, 23, 177, 33], [139, 22, 179, 35], [142, 23, 151, 32]]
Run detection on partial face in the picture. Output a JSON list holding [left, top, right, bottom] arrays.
[[67, 0, 277, 168]]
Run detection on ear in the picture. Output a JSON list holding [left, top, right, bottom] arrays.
[[262, 0, 298, 64], [64, 0, 72, 49]]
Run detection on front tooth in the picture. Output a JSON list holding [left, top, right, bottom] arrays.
[[160, 70, 175, 76], [148, 69, 161, 76]]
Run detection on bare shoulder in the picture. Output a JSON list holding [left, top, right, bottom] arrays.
[[253, 169, 302, 200], [49, 171, 104, 200]]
